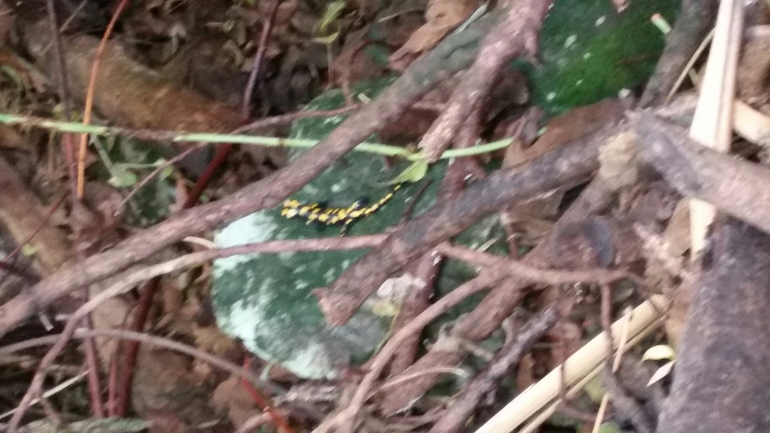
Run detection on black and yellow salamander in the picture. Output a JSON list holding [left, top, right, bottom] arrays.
[[281, 183, 403, 232]]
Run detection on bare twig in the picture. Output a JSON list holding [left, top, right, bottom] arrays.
[[81, 312, 104, 419], [436, 244, 633, 285], [0, 372, 87, 421], [44, 0, 77, 199], [234, 413, 274, 433], [0, 329, 286, 395], [241, 0, 282, 119], [76, 0, 130, 199], [389, 161, 465, 375], [376, 367, 471, 392]]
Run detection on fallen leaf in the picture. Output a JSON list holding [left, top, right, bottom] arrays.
[[317, 1, 347, 35], [389, 0, 480, 63], [505, 99, 625, 167], [193, 325, 237, 356], [662, 199, 691, 257], [502, 100, 626, 229]]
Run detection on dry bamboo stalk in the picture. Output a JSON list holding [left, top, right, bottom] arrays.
[[473, 295, 668, 433], [688, 0, 744, 255]]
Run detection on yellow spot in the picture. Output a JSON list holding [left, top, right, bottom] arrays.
[[299, 206, 317, 217]]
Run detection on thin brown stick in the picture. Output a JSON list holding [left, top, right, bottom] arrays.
[[376, 367, 471, 392], [600, 282, 614, 361], [0, 329, 284, 396], [76, 0, 130, 199], [44, 0, 77, 199], [81, 313, 104, 419], [107, 353, 118, 416], [435, 243, 634, 286], [234, 412, 274, 433], [113, 285, 151, 417], [240, 356, 294, 433], [241, 0, 282, 119]]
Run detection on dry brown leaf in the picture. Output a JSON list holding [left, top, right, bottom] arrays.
[[662, 199, 691, 258], [547, 321, 583, 362], [501, 100, 626, 230], [131, 348, 224, 432], [191, 359, 214, 382], [504, 99, 626, 167], [160, 281, 185, 319], [390, 0, 479, 62], [193, 325, 237, 356], [0, 124, 28, 150], [89, 294, 133, 369], [0, 155, 72, 275]]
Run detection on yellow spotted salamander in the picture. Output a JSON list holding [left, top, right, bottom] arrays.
[[281, 183, 403, 232]]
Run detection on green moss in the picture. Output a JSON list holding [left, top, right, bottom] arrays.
[[521, 0, 679, 115]]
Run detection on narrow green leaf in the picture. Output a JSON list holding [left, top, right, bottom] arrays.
[[317, 1, 346, 35]]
